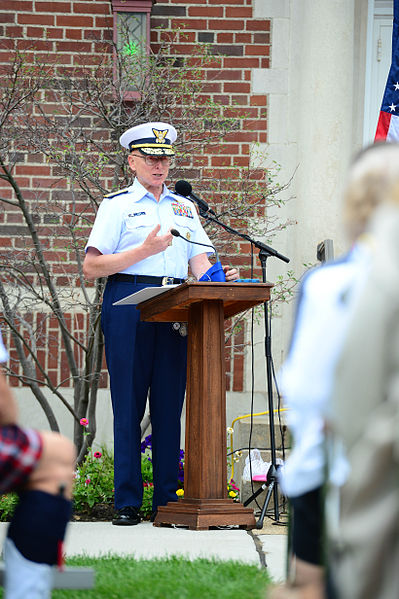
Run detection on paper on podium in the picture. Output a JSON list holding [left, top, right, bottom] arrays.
[[112, 284, 179, 306]]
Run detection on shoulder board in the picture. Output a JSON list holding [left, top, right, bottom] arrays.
[[103, 187, 130, 199]]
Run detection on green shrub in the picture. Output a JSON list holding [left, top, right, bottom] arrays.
[[73, 445, 115, 512], [0, 492, 18, 522]]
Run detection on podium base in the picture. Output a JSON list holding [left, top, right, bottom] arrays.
[[153, 498, 256, 530]]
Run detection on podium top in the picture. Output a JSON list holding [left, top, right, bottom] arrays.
[[137, 281, 272, 322]]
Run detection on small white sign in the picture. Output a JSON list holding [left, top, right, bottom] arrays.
[[113, 285, 180, 306]]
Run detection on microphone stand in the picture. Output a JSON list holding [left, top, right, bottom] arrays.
[[200, 208, 289, 526], [197, 208, 289, 265]]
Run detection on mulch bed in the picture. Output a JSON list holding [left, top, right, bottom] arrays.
[[1, 502, 151, 522], [72, 502, 114, 521], [72, 503, 151, 522]]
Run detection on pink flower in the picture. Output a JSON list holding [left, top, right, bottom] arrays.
[[85, 478, 91, 485], [80, 418, 89, 428], [93, 451, 102, 459]]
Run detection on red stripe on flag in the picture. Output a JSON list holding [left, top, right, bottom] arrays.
[[375, 111, 392, 141]]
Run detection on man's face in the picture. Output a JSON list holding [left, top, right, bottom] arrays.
[[128, 152, 171, 191]]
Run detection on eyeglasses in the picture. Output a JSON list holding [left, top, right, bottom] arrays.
[[131, 154, 174, 167]]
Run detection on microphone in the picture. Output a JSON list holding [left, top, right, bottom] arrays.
[[170, 228, 219, 261], [174, 180, 216, 216]]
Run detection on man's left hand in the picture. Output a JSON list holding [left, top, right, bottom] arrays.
[[223, 266, 239, 281]]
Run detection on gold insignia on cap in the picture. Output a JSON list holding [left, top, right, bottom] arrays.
[[186, 232, 191, 241], [153, 128, 168, 144]]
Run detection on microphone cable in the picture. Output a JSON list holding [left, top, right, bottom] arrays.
[[170, 228, 219, 261]]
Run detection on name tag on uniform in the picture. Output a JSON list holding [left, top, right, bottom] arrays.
[[127, 211, 146, 217], [171, 201, 194, 219]]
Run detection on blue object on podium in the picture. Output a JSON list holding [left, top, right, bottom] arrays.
[[198, 261, 226, 282]]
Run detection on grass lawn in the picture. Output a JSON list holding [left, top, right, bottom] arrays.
[[37, 555, 271, 598]]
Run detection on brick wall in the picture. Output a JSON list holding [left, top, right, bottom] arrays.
[[0, 0, 270, 392]]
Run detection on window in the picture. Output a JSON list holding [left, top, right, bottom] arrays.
[[111, 0, 153, 99]]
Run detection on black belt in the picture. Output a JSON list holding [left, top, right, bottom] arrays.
[[108, 273, 185, 285]]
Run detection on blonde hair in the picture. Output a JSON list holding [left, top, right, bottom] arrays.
[[344, 143, 399, 240]]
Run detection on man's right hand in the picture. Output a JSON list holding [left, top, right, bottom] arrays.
[[83, 225, 174, 280], [143, 225, 173, 256]]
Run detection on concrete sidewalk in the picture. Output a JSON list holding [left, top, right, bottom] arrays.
[[0, 518, 288, 583]]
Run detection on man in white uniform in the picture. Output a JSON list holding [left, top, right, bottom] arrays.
[[83, 122, 238, 525]]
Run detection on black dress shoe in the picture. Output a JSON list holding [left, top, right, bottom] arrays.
[[150, 510, 157, 522], [112, 506, 141, 526]]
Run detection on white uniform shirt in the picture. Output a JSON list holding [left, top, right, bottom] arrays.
[[278, 242, 371, 497], [0, 331, 8, 363], [86, 179, 214, 279]]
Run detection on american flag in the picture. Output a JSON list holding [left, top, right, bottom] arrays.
[[375, 0, 399, 141]]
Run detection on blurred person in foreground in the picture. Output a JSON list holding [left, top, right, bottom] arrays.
[[0, 330, 75, 598], [269, 142, 399, 599], [327, 148, 399, 599]]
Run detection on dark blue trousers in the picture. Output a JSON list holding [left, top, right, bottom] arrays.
[[101, 278, 187, 511]]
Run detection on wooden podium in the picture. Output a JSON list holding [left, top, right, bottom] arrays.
[[138, 281, 272, 530]]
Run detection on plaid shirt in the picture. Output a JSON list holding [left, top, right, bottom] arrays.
[[0, 425, 42, 493]]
